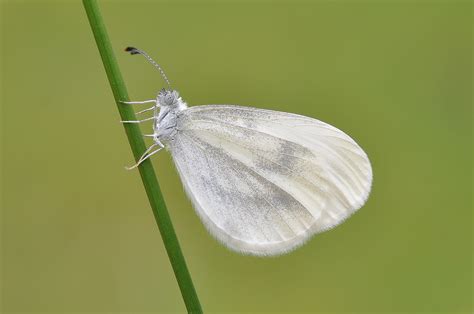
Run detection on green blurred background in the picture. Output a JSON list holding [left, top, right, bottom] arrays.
[[1, 1, 471, 313]]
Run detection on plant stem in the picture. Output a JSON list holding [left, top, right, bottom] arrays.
[[82, 1, 202, 312]]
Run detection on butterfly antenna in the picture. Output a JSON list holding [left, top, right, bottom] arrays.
[[125, 46, 171, 89]]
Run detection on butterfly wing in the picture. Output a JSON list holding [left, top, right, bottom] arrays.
[[169, 105, 372, 256]]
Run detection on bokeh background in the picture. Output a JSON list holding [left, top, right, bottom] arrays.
[[1, 1, 471, 313]]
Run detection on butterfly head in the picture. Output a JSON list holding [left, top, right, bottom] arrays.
[[157, 89, 187, 110], [157, 89, 179, 106]]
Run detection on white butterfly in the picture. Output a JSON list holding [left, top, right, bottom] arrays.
[[122, 47, 373, 256]]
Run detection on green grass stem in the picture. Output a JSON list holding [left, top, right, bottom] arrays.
[[82, 1, 202, 312]]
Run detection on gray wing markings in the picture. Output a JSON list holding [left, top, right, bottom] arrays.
[[181, 131, 313, 234], [178, 132, 276, 242], [200, 116, 366, 196], [183, 120, 328, 195], [177, 133, 265, 241], [182, 115, 365, 213]]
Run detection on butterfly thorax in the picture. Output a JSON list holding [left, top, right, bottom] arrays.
[[153, 89, 187, 145]]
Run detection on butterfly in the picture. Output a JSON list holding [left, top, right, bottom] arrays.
[[121, 47, 373, 256]]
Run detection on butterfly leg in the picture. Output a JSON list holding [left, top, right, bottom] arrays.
[[156, 139, 165, 148], [135, 107, 156, 115], [126, 143, 164, 170], [120, 116, 155, 123], [121, 100, 159, 115], [120, 100, 157, 105]]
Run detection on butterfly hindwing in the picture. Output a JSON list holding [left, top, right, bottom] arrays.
[[169, 105, 372, 256]]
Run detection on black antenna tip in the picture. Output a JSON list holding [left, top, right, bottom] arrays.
[[125, 46, 139, 55]]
